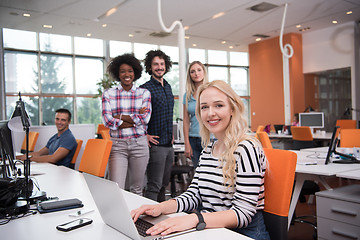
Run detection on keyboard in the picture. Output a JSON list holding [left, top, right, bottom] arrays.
[[135, 218, 154, 237]]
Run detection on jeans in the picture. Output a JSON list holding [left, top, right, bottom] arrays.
[[233, 211, 270, 240], [189, 137, 202, 167], [145, 145, 174, 202]]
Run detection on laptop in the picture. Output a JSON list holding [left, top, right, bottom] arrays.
[[83, 173, 168, 240]]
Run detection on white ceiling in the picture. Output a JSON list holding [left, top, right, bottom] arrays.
[[0, 0, 359, 52]]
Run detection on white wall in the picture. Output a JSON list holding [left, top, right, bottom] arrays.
[[13, 124, 95, 169]]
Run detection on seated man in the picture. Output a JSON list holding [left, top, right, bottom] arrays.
[[17, 108, 77, 167]]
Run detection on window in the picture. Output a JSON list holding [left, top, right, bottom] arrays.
[[109, 40, 132, 58], [75, 58, 104, 94], [3, 28, 37, 50], [40, 33, 72, 54]]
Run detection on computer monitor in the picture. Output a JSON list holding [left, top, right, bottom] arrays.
[[0, 120, 15, 160], [299, 112, 324, 129], [173, 122, 181, 143]]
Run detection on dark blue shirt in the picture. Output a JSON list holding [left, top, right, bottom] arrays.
[[45, 129, 77, 167], [140, 77, 174, 146]]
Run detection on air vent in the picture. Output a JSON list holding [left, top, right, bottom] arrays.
[[149, 31, 171, 38], [247, 2, 278, 12], [253, 34, 270, 38]]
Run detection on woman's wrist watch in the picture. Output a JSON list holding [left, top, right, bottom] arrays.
[[195, 212, 206, 231]]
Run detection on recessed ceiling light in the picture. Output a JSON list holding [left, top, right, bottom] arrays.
[[184, 36, 190, 39], [212, 12, 225, 19], [102, 24, 107, 27], [332, 20, 338, 24], [128, 34, 134, 37], [255, 38, 262, 42], [184, 26, 189, 30], [221, 41, 226, 44], [346, 11, 352, 15], [105, 7, 117, 17], [229, 46, 233, 49], [87, 33, 92, 37], [43, 24, 53, 29], [23, 13, 30, 17], [296, 24, 301, 28], [192, 44, 197, 47]]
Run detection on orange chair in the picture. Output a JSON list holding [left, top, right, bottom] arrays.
[[78, 139, 112, 177], [21, 131, 39, 153], [100, 130, 110, 140], [255, 125, 265, 140], [263, 148, 297, 240], [336, 119, 357, 129], [290, 126, 314, 150], [257, 131, 273, 149], [69, 139, 83, 169], [339, 129, 360, 147], [96, 124, 109, 138]]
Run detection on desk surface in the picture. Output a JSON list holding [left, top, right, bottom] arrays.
[[267, 132, 332, 140], [0, 163, 251, 240]]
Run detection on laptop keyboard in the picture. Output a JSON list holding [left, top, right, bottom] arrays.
[[135, 218, 154, 237]]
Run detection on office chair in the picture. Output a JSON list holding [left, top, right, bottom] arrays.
[[257, 131, 273, 149], [170, 153, 194, 197], [336, 119, 357, 130], [96, 124, 109, 139], [290, 126, 315, 150], [339, 129, 360, 147], [255, 125, 265, 140], [20, 131, 39, 154], [69, 139, 83, 170], [100, 130, 110, 140], [78, 139, 112, 177], [263, 148, 297, 240]]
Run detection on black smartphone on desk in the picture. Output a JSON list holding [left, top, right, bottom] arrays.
[[56, 218, 93, 232]]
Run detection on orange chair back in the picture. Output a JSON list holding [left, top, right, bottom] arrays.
[[340, 129, 360, 147], [264, 148, 297, 217], [21, 131, 39, 152], [100, 130, 110, 140], [336, 119, 357, 129], [96, 124, 109, 135], [78, 139, 112, 177], [71, 139, 83, 165], [291, 126, 313, 141], [256, 125, 265, 133], [257, 132, 273, 149]]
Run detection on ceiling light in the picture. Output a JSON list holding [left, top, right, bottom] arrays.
[[346, 11, 352, 15], [23, 13, 30, 17], [192, 44, 197, 47], [332, 20, 338, 24], [102, 24, 107, 27], [299, 27, 311, 32], [248, 2, 279, 12], [105, 7, 117, 17], [184, 26, 189, 30], [87, 33, 92, 37], [43, 24, 53, 29], [255, 38, 262, 41], [221, 41, 226, 44], [128, 34, 134, 37], [184, 36, 190, 39], [229, 46, 233, 49], [212, 12, 225, 19], [296, 24, 301, 28]]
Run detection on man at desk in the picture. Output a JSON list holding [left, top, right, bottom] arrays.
[[16, 108, 77, 167]]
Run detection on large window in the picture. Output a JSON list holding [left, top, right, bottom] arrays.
[[2, 28, 250, 127]]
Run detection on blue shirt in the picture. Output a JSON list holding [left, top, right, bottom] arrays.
[[45, 129, 77, 167], [140, 77, 174, 146], [183, 93, 200, 138]]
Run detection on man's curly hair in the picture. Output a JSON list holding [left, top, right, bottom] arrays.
[[144, 50, 172, 75], [107, 53, 143, 81]]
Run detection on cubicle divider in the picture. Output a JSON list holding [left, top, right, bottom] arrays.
[[12, 124, 95, 169]]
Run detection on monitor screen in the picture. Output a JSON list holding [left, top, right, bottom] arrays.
[[325, 126, 339, 165], [0, 120, 15, 160], [299, 112, 324, 128]]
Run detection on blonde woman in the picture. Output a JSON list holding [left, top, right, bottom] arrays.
[[183, 61, 208, 167], [131, 80, 269, 240]]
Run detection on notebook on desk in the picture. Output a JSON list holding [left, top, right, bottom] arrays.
[[83, 173, 169, 240]]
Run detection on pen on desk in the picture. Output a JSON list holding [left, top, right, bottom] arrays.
[[153, 228, 197, 240], [305, 163, 317, 165]]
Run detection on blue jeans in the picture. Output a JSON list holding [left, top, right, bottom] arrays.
[[233, 211, 270, 240], [189, 137, 202, 167]]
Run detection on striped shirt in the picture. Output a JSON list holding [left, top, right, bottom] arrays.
[[175, 139, 266, 228], [102, 84, 151, 139]]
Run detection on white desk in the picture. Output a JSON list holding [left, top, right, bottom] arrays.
[[288, 151, 360, 229], [336, 169, 360, 180], [0, 163, 251, 240]]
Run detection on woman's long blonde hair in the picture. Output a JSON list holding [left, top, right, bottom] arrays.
[[196, 80, 251, 187], [185, 61, 208, 106]]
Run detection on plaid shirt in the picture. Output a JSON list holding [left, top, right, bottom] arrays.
[[102, 84, 151, 139], [140, 77, 174, 146]]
